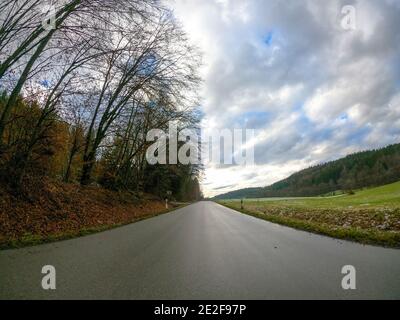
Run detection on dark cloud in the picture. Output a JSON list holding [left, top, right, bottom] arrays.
[[213, 184, 238, 190]]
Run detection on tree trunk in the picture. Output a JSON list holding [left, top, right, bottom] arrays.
[[80, 150, 96, 185], [64, 139, 78, 183]]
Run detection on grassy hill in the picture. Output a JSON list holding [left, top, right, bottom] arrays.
[[215, 143, 400, 199], [232, 181, 400, 208], [218, 181, 400, 247]]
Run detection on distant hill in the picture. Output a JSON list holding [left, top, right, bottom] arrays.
[[214, 143, 400, 199]]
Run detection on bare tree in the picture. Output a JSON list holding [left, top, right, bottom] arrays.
[[79, 11, 201, 185], [0, 0, 202, 197], [0, 0, 82, 140]]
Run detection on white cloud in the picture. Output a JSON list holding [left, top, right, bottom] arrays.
[[168, 0, 400, 197]]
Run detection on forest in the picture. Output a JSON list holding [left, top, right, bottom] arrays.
[[215, 143, 400, 199], [0, 0, 203, 202]]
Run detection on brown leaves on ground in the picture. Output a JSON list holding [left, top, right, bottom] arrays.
[[0, 177, 168, 246]]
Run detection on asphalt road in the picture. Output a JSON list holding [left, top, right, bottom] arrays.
[[1, 201, 399, 299]]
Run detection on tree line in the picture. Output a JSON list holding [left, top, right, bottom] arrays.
[[215, 143, 400, 199], [0, 0, 203, 201]]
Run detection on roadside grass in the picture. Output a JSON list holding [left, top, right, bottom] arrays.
[[0, 203, 189, 250], [217, 181, 400, 248]]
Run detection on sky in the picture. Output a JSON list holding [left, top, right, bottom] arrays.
[[168, 0, 400, 198]]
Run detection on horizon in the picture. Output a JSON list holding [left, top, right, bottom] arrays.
[[210, 141, 400, 198]]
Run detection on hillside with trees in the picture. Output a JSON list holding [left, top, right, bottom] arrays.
[[0, 0, 202, 247], [0, 0, 202, 200], [215, 143, 400, 199]]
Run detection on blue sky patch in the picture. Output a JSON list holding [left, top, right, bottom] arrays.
[[40, 79, 50, 88], [264, 31, 274, 46]]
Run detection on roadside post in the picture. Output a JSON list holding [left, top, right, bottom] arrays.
[[165, 190, 172, 209]]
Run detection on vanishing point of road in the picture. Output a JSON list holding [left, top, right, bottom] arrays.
[[1, 201, 399, 299]]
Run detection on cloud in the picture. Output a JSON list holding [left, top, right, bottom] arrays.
[[169, 0, 400, 197]]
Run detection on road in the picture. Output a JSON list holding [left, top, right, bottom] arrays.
[[1, 201, 399, 299]]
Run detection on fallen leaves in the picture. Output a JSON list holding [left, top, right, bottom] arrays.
[[0, 177, 170, 247]]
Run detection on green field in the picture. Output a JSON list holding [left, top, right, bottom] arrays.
[[236, 181, 400, 208], [218, 181, 400, 247]]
